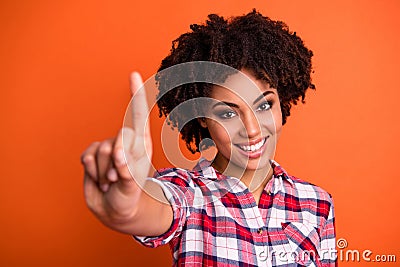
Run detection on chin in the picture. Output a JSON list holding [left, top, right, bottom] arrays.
[[237, 156, 272, 171], [246, 161, 271, 171]]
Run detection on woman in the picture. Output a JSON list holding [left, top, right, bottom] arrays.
[[81, 10, 336, 266]]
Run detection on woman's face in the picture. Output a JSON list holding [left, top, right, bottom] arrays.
[[201, 69, 282, 171]]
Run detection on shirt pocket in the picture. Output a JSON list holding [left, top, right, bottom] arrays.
[[281, 221, 321, 266]]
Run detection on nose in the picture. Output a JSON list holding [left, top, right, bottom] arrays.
[[239, 110, 261, 139]]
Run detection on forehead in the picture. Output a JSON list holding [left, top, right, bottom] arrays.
[[210, 69, 275, 103]]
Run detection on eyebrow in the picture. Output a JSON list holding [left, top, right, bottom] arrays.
[[253, 90, 274, 105], [211, 90, 274, 109], [212, 102, 239, 109]]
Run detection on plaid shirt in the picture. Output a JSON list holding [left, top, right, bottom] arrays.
[[135, 159, 336, 266]]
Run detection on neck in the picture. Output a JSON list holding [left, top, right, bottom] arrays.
[[211, 153, 274, 192]]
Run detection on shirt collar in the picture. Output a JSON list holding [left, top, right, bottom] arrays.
[[193, 158, 294, 187], [269, 159, 294, 187]]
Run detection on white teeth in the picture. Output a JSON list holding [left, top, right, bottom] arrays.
[[255, 142, 261, 150], [239, 138, 266, 152]]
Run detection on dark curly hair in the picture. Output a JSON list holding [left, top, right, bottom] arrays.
[[156, 9, 315, 153]]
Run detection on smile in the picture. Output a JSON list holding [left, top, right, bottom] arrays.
[[235, 137, 267, 152]]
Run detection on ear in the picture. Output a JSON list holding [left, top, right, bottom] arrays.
[[198, 118, 207, 128]]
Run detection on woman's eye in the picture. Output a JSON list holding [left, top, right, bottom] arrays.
[[218, 110, 237, 119], [257, 101, 271, 111]]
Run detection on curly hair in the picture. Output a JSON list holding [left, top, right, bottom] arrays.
[[156, 9, 315, 153]]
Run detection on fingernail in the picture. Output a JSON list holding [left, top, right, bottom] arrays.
[[101, 184, 109, 192], [107, 168, 118, 182], [116, 150, 125, 166]]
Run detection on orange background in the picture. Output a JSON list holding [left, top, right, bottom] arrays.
[[1, 0, 399, 266]]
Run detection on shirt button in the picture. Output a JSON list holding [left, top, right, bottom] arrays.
[[257, 228, 263, 234]]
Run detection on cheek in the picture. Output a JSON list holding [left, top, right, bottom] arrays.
[[207, 121, 234, 147], [271, 106, 283, 134], [257, 109, 282, 135], [274, 116, 283, 136], [275, 126, 282, 140]]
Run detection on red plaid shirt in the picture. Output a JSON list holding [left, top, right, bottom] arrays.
[[135, 159, 336, 266]]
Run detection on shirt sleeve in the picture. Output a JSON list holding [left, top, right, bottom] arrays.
[[318, 195, 337, 266], [133, 168, 195, 248]]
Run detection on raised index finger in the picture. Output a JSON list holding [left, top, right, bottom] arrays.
[[128, 72, 150, 135]]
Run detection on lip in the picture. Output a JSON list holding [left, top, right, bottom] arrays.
[[234, 137, 269, 159]]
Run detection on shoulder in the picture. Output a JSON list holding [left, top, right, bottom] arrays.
[[272, 160, 334, 222], [272, 160, 333, 203], [153, 158, 217, 182], [284, 175, 335, 224], [289, 175, 333, 203], [152, 166, 206, 186]]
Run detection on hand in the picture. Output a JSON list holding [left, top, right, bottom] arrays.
[[81, 72, 153, 226]]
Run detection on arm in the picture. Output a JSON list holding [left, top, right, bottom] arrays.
[[319, 195, 337, 266], [81, 72, 173, 236]]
